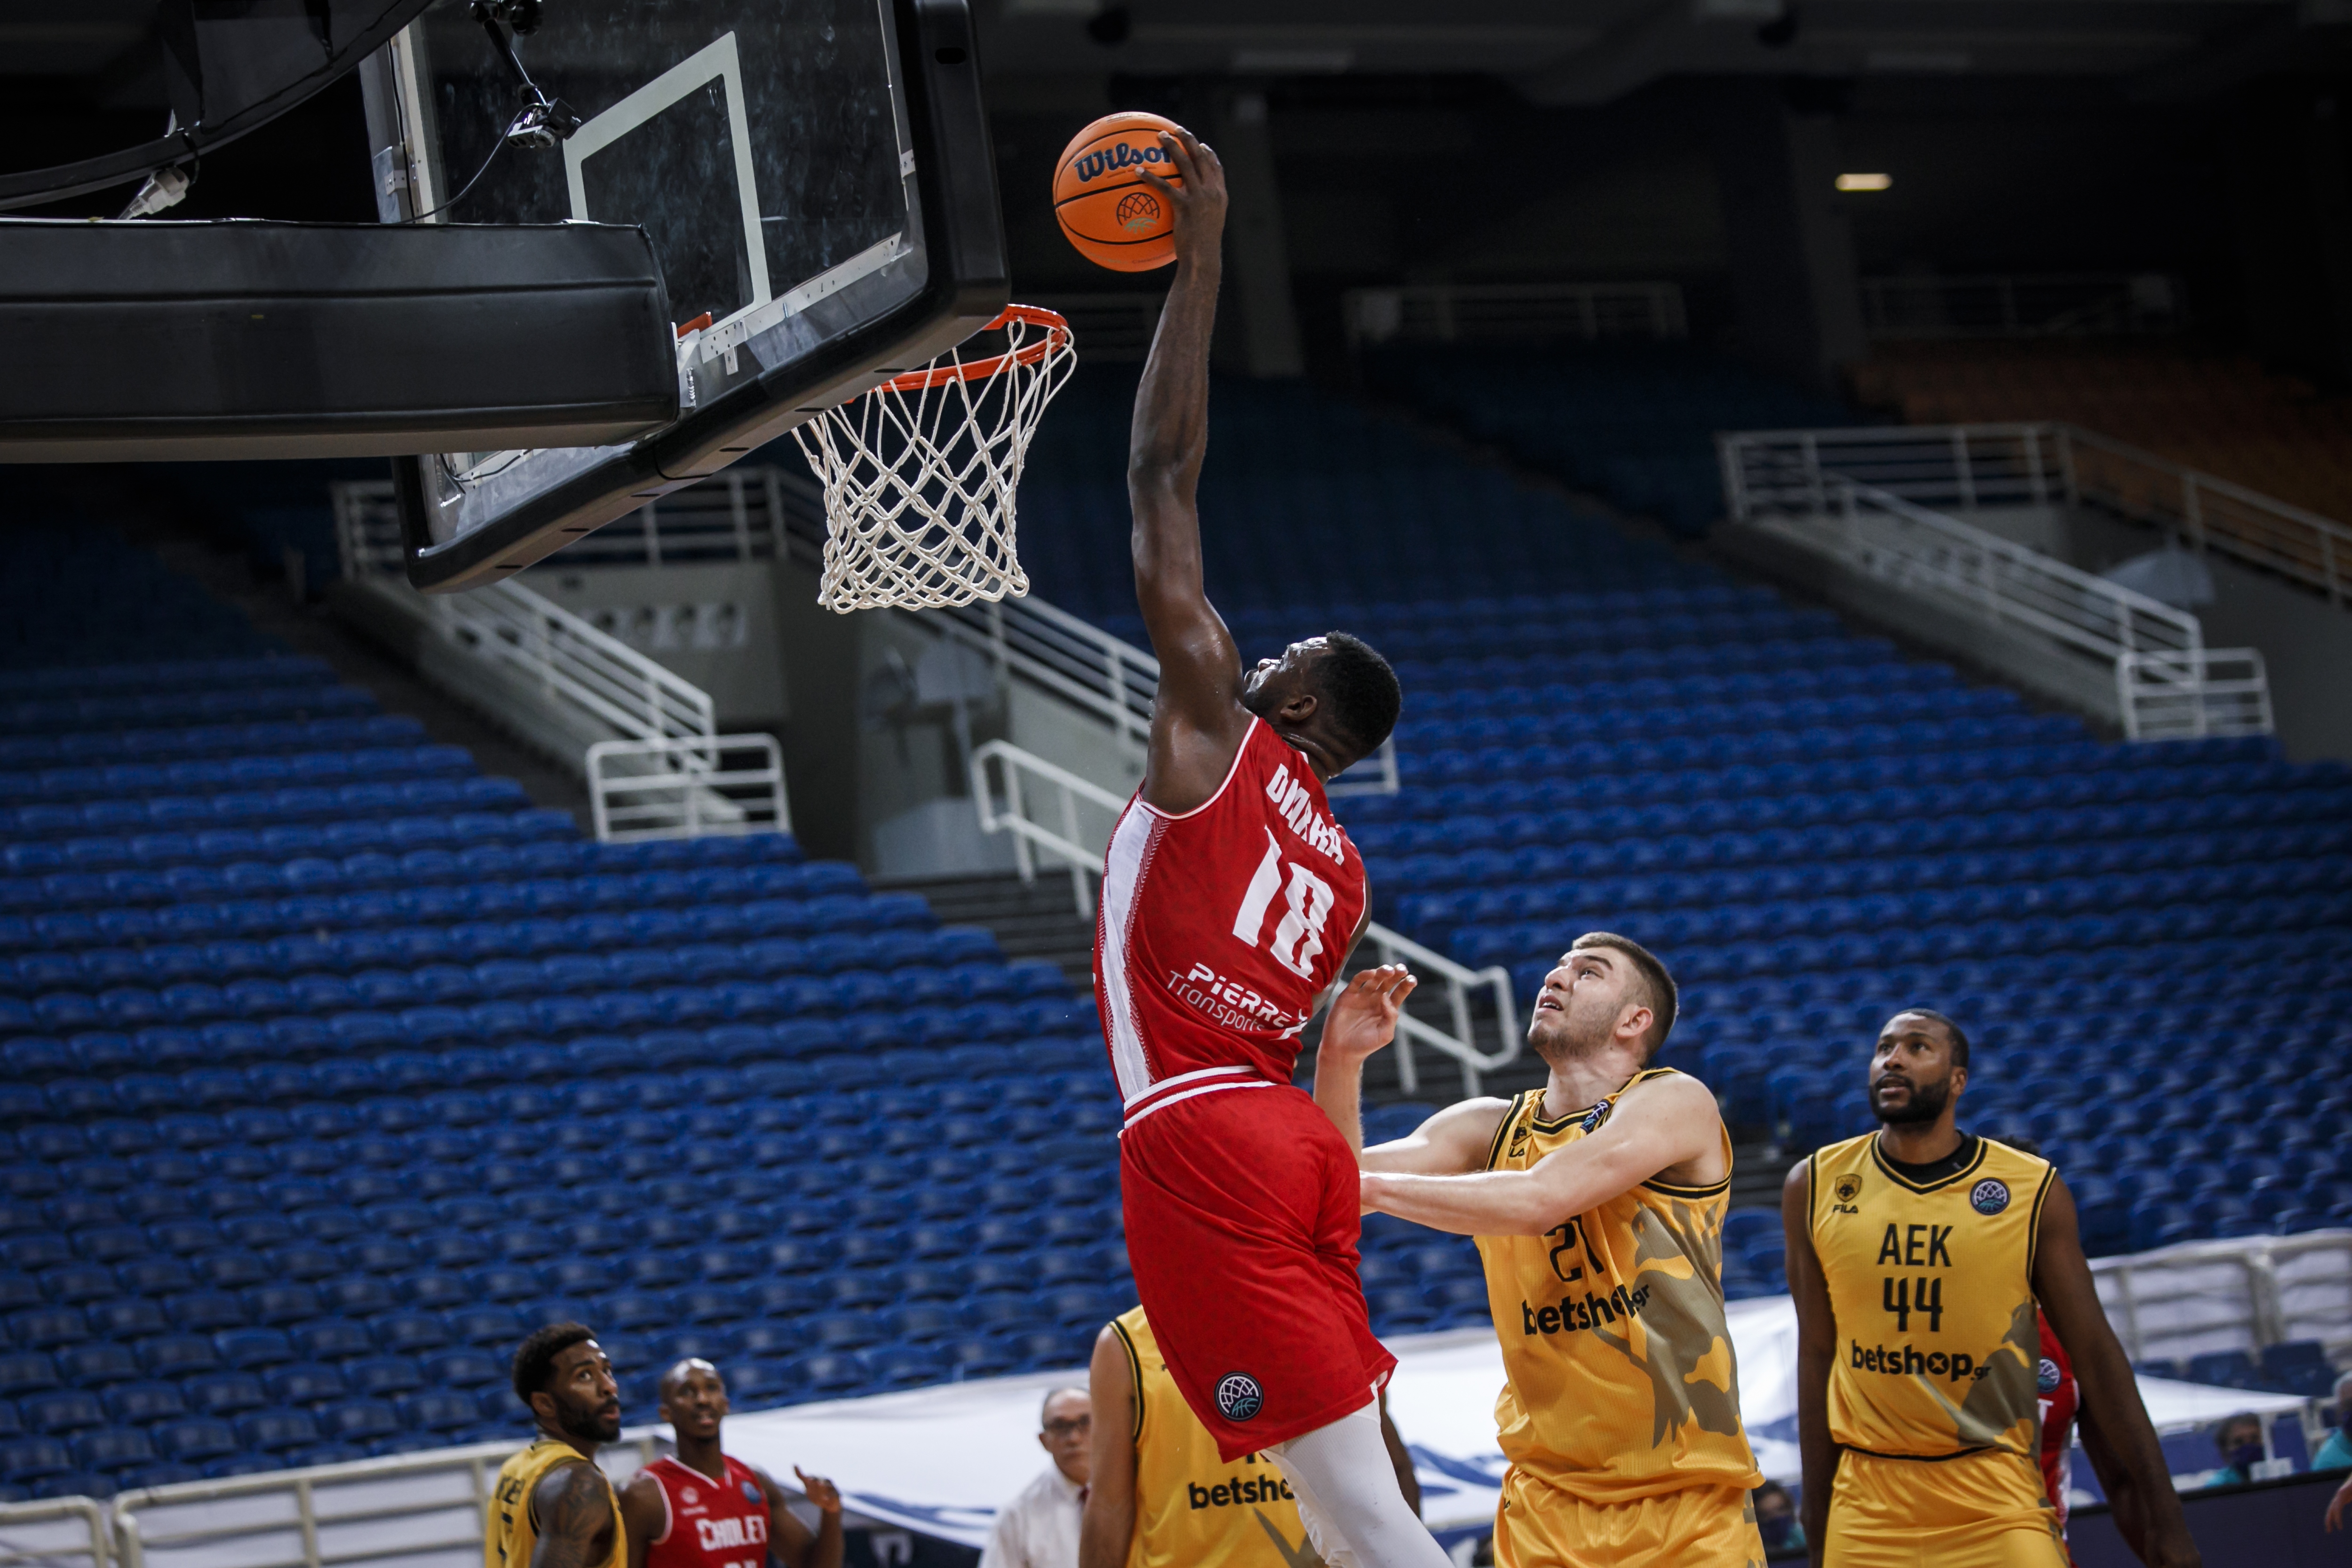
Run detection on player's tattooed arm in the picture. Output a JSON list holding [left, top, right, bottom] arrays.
[[1128, 127, 1249, 813], [1359, 1071, 1719, 1232], [2033, 1178, 2202, 1568], [1781, 1158, 1839, 1568], [1079, 1323, 1141, 1568], [756, 1464, 843, 1568], [528, 1460, 617, 1568], [616, 1473, 665, 1568]]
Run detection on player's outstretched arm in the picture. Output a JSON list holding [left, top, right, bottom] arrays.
[[1128, 128, 1248, 814], [1079, 1323, 1139, 1568], [616, 1473, 665, 1568], [1359, 1072, 1718, 1232], [2033, 1178, 2201, 1568], [755, 1463, 843, 1568], [529, 1461, 619, 1568], [1781, 1158, 1839, 1568]]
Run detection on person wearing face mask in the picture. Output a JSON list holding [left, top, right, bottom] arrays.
[[1782, 1011, 2200, 1568], [2312, 1374, 2352, 1472], [2206, 1415, 2267, 1488], [1753, 1482, 1804, 1557]]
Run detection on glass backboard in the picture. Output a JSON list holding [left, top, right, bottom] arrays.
[[366, 0, 1007, 591]]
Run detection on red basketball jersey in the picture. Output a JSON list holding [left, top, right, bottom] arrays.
[[1096, 717, 1367, 1125], [643, 1455, 771, 1568], [2035, 1311, 2080, 1534]]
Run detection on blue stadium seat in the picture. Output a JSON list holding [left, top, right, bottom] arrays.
[[181, 1372, 268, 1417]]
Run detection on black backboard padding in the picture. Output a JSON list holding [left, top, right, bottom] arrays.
[[391, 0, 1009, 594], [0, 219, 677, 462]]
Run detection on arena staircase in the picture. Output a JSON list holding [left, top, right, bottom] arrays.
[[876, 872, 1097, 992]]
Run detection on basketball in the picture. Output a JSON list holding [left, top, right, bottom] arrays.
[[1053, 111, 1188, 271]]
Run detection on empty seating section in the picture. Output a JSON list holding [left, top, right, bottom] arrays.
[[0, 554, 1134, 1496], [1, 524, 273, 670], [1014, 365, 2352, 1310], [1849, 342, 2352, 525], [1016, 369, 1692, 622], [1363, 344, 1857, 536]]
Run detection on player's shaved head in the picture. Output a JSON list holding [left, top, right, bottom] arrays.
[[659, 1357, 720, 1400], [1242, 632, 1400, 776]]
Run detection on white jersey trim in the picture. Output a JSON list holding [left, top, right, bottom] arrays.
[[1131, 716, 1263, 823], [1098, 802, 1161, 1101], [1120, 1076, 1272, 1131], [1121, 1063, 1252, 1110]]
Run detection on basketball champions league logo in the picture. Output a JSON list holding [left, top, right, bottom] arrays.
[[1216, 1372, 1265, 1422]]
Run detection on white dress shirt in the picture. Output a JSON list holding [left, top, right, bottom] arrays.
[[978, 1463, 1085, 1568]]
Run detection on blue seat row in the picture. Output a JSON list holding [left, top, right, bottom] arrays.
[[0, 745, 475, 809], [0, 777, 533, 842], [0, 685, 377, 739], [0, 658, 338, 701], [0, 714, 428, 770]]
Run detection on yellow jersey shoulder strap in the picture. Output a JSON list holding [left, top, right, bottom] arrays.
[[1484, 1090, 1535, 1171], [1111, 1307, 1149, 1447]]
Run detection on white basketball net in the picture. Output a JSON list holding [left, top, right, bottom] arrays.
[[793, 305, 1076, 613]]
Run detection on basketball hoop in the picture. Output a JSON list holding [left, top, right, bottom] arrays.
[[793, 304, 1076, 613]]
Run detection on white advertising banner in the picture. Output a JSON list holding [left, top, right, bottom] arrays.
[[719, 1298, 2308, 1553]]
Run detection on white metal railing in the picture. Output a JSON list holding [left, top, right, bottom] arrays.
[[1719, 429, 2276, 739], [2117, 648, 2274, 742], [2065, 424, 2351, 608], [0, 1496, 109, 1568], [969, 738, 1518, 1093], [433, 578, 716, 745], [1716, 421, 2352, 608], [589, 733, 790, 842], [109, 1433, 659, 1568], [1859, 272, 2185, 339], [2093, 1230, 2352, 1366], [1342, 281, 1688, 350]]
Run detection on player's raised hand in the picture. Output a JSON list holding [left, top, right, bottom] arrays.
[[1140, 129, 1226, 265], [2328, 1471, 2352, 1532], [794, 1467, 842, 1515], [1321, 964, 1417, 1064]]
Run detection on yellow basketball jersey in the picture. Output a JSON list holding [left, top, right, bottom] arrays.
[[1807, 1133, 2055, 1461], [1475, 1069, 1763, 1506], [487, 1436, 627, 1568], [1112, 1307, 1320, 1568]]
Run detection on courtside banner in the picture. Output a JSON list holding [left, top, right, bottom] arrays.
[[712, 1301, 2305, 1552]]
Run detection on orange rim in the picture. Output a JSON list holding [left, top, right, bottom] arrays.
[[880, 304, 1072, 394]]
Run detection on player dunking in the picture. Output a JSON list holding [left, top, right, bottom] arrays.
[[1096, 127, 1442, 1568]]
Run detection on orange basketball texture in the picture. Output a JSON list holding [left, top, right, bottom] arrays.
[[1053, 111, 1188, 271]]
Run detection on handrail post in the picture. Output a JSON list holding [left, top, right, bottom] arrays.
[[1951, 428, 1976, 511], [2056, 424, 2079, 506], [1059, 782, 1093, 918], [2023, 425, 2047, 505]]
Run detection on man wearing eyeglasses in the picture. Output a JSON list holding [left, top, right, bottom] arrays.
[[983, 1387, 1095, 1568]]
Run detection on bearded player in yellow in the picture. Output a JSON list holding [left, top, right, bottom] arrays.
[[1317, 934, 1765, 1568], [1781, 1010, 2198, 1568]]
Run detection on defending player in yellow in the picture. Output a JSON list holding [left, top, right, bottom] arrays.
[[1782, 1010, 2199, 1568], [1078, 1304, 1422, 1568], [489, 1323, 628, 1568], [1319, 935, 1766, 1568]]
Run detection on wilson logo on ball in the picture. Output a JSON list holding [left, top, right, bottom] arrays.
[[1071, 142, 1168, 183], [1215, 1372, 1264, 1422]]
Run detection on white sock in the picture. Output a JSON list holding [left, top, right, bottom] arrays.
[[1265, 1397, 1454, 1568]]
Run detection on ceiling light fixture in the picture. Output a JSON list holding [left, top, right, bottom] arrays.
[[1836, 172, 1892, 191]]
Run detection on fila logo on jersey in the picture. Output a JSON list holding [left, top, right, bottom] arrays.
[[1971, 1178, 2010, 1215], [1263, 763, 1346, 866], [1216, 1373, 1264, 1422]]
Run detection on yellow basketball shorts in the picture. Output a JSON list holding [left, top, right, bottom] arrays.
[[1825, 1448, 2068, 1568], [1492, 1466, 1764, 1568]]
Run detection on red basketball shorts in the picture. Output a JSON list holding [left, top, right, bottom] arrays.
[[1119, 1081, 1396, 1463]]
